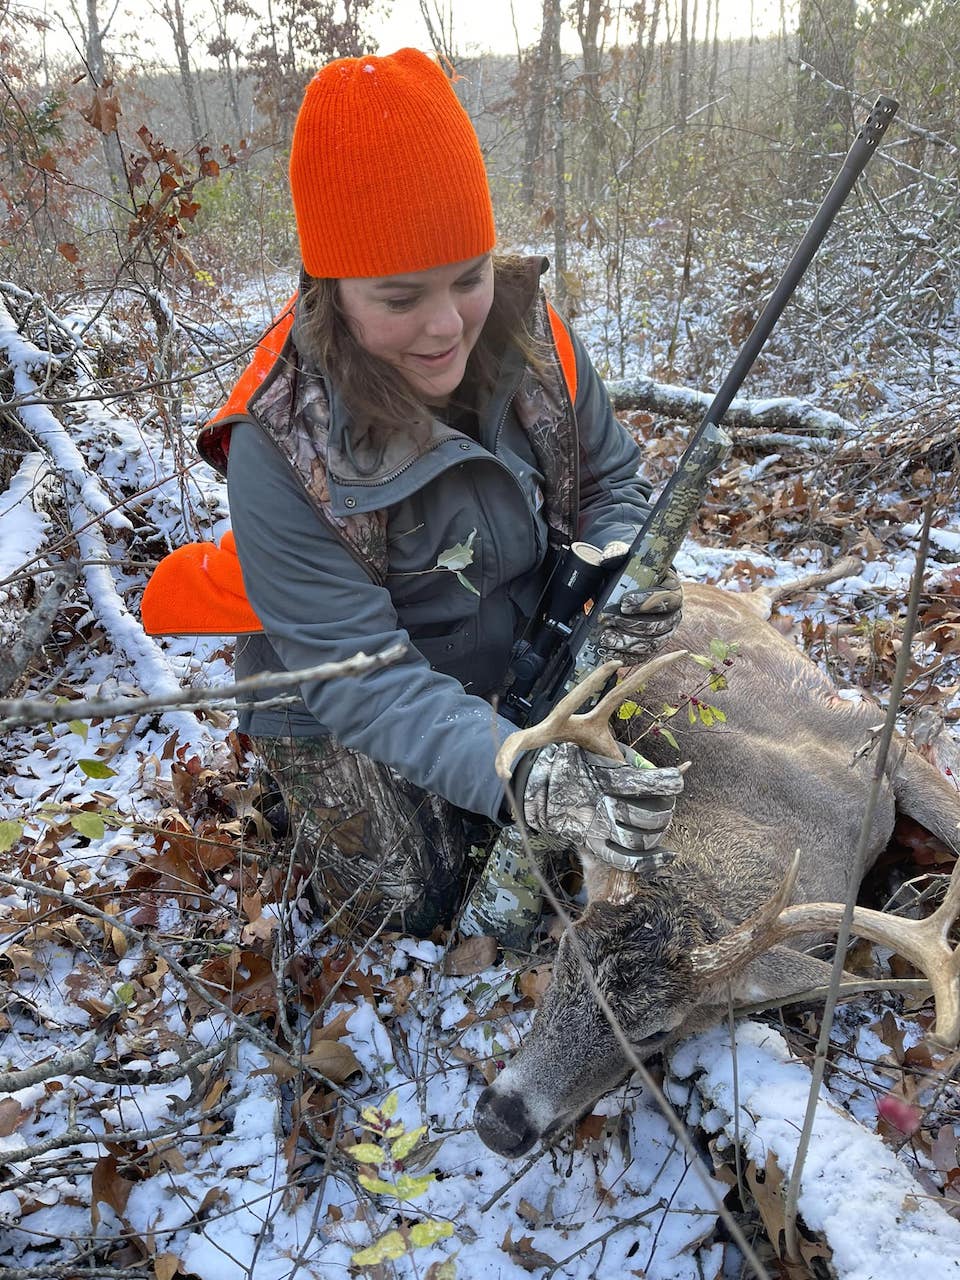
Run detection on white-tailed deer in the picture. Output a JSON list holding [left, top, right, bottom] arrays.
[[474, 560, 960, 1157]]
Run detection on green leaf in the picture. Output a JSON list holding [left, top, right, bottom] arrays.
[[68, 720, 89, 740], [0, 820, 24, 853], [70, 813, 106, 840], [708, 673, 728, 693], [687, 703, 697, 725], [690, 654, 714, 669], [78, 758, 117, 779], [394, 1171, 436, 1200], [660, 726, 680, 751], [661, 703, 678, 717], [409, 1218, 454, 1248], [435, 529, 476, 572], [391, 1125, 427, 1160], [617, 699, 639, 720], [358, 1174, 398, 1197], [381, 1092, 398, 1119], [351, 1229, 408, 1265], [346, 1143, 387, 1164], [699, 705, 715, 727], [114, 982, 136, 1005], [454, 570, 479, 596]]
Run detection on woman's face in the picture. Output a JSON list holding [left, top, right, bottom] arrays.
[[337, 254, 494, 406]]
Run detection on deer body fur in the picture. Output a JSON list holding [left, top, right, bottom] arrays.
[[474, 572, 960, 1158]]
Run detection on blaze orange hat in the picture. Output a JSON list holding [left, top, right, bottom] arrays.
[[289, 48, 495, 279]]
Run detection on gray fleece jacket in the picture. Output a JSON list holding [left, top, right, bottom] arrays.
[[227, 293, 650, 822]]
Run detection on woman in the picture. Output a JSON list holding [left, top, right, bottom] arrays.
[[145, 48, 683, 938]]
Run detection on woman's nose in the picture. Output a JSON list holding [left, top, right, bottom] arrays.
[[423, 294, 462, 338]]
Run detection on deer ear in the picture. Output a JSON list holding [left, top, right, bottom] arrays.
[[705, 946, 834, 1007]]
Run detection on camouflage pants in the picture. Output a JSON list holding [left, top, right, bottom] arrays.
[[252, 734, 495, 939]]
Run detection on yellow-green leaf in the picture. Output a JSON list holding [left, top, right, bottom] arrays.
[[115, 982, 136, 1005], [78, 758, 117, 779], [68, 719, 89, 740], [381, 1092, 399, 1118], [391, 1125, 426, 1160], [71, 813, 105, 840], [358, 1174, 398, 1197], [394, 1171, 435, 1200], [385, 1122, 404, 1138], [351, 1229, 407, 1265], [409, 1218, 454, 1248], [346, 1143, 387, 1164], [617, 699, 639, 720], [0, 820, 24, 853]]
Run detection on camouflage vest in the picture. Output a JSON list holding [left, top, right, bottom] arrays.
[[197, 283, 580, 586]]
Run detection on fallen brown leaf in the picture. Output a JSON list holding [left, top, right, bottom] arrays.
[[0, 1098, 26, 1137], [443, 935, 498, 975]]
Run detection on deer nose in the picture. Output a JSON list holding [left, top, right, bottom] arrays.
[[474, 1086, 538, 1157]]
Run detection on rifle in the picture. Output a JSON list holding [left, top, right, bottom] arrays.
[[459, 95, 899, 948]]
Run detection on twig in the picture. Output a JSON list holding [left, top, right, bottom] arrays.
[[782, 494, 935, 1262], [0, 560, 78, 698], [544, 1202, 663, 1277], [0, 1096, 235, 1169], [0, 643, 406, 729], [0, 1009, 120, 1093], [479, 1148, 545, 1212], [0, 871, 350, 1098]]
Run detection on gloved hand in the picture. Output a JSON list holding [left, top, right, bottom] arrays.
[[596, 568, 683, 665], [517, 742, 683, 870]]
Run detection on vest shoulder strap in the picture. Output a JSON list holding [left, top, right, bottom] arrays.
[[546, 301, 578, 404]]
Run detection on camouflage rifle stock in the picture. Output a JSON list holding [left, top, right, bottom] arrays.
[[459, 96, 898, 948]]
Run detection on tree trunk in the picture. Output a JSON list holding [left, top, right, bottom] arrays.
[[83, 0, 129, 204], [795, 0, 857, 182], [573, 0, 605, 202], [521, 1, 554, 207], [678, 0, 689, 128], [546, 0, 567, 307], [162, 0, 204, 151]]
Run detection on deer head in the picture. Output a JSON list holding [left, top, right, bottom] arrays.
[[474, 646, 960, 1158]]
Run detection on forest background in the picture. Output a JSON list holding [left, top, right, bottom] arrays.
[[1, 0, 960, 1277]]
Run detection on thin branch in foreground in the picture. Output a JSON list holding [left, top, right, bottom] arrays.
[[0, 642, 407, 729], [781, 494, 935, 1262]]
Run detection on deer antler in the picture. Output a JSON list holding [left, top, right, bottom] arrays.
[[691, 855, 960, 1047], [495, 650, 690, 780]]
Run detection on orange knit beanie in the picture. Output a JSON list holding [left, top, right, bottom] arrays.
[[289, 48, 495, 279]]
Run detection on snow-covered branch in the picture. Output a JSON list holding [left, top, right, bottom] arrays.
[[0, 642, 407, 729], [605, 374, 856, 437]]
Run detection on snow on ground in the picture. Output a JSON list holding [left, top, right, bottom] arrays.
[[1, 272, 960, 1277]]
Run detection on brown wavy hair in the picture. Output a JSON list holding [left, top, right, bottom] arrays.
[[297, 254, 547, 444]]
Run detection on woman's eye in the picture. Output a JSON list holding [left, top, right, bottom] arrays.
[[385, 297, 416, 312], [456, 275, 483, 291]]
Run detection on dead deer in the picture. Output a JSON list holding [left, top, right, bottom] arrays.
[[474, 560, 960, 1157]]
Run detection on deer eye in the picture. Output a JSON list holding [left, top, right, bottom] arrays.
[[636, 1029, 669, 1050]]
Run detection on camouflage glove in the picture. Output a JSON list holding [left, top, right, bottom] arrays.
[[596, 569, 683, 665], [517, 742, 683, 870]]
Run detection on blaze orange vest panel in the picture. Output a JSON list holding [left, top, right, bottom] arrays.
[[143, 295, 579, 636]]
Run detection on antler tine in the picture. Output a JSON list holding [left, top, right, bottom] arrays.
[[737, 857, 960, 1047], [689, 851, 802, 985], [495, 650, 690, 781], [587, 649, 690, 726]]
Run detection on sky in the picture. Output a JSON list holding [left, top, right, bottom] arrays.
[[29, 0, 786, 68]]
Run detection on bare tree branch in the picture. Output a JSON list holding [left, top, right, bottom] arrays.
[[0, 642, 406, 728]]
